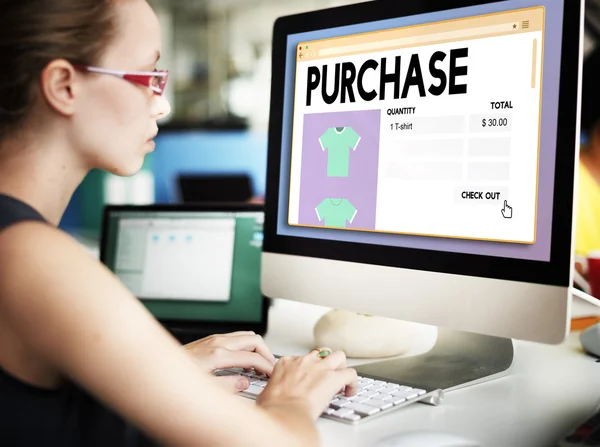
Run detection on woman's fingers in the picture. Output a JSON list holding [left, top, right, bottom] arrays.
[[333, 368, 359, 397], [319, 350, 347, 370], [213, 334, 276, 366], [214, 374, 251, 393], [314, 350, 353, 396], [210, 348, 275, 376], [222, 331, 257, 337]]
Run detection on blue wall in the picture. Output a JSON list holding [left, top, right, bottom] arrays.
[[152, 130, 268, 203]]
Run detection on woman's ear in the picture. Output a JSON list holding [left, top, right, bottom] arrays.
[[40, 59, 77, 117]]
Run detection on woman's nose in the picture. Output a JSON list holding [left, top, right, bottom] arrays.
[[151, 94, 171, 120]]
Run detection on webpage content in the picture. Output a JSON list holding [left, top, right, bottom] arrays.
[[288, 7, 544, 244], [115, 218, 236, 301]]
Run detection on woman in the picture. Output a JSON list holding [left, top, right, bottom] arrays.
[[0, 1, 357, 446]]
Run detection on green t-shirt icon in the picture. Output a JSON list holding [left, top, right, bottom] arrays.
[[319, 126, 361, 177], [315, 198, 357, 228]]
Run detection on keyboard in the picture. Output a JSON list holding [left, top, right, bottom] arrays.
[[215, 367, 444, 424]]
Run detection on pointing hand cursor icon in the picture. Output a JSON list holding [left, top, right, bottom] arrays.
[[501, 200, 513, 219]]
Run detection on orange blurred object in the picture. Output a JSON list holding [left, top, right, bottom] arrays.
[[571, 316, 600, 332]]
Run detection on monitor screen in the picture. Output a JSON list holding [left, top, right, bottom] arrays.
[[276, 0, 565, 263], [102, 209, 265, 323]]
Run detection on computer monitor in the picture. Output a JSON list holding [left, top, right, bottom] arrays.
[[262, 0, 583, 389], [100, 204, 268, 344]]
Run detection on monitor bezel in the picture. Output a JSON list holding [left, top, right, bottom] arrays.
[[100, 203, 270, 336], [263, 0, 581, 287]]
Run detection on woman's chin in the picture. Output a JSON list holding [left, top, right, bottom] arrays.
[[104, 158, 145, 177]]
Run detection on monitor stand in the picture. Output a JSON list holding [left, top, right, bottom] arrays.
[[354, 327, 514, 393]]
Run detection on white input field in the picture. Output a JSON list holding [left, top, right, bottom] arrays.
[[318, 22, 519, 57]]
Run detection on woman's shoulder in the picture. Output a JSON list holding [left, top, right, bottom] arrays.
[[0, 217, 95, 308], [0, 217, 66, 253]]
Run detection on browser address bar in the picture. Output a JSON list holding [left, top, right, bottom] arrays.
[[318, 22, 519, 57]]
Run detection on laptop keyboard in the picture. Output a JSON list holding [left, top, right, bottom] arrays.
[[215, 367, 444, 424]]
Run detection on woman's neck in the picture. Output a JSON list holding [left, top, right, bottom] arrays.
[[0, 136, 88, 226]]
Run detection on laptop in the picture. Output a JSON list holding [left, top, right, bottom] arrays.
[[99, 203, 269, 344]]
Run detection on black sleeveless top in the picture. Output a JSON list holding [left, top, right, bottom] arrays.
[[0, 194, 151, 446]]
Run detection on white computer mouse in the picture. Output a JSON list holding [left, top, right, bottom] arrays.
[[580, 323, 600, 357], [374, 430, 481, 447]]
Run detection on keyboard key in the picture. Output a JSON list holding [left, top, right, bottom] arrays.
[[330, 398, 351, 409], [243, 385, 264, 396], [343, 413, 362, 422], [322, 408, 336, 416], [377, 388, 397, 397], [350, 395, 371, 403], [345, 402, 381, 416], [384, 388, 401, 395], [361, 390, 380, 399], [364, 399, 393, 410], [392, 396, 407, 405], [254, 380, 269, 388], [392, 389, 419, 400], [332, 408, 354, 418]]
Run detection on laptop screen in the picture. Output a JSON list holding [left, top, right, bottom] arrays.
[[101, 209, 264, 324]]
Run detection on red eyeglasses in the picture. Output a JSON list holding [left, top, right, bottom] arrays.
[[73, 65, 169, 96]]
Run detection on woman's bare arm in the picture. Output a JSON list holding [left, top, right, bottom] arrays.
[[0, 222, 317, 447]]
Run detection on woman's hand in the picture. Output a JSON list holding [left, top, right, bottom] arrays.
[[184, 331, 276, 391], [256, 348, 358, 420]]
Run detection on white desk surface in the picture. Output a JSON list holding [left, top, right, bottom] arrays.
[[262, 298, 600, 447]]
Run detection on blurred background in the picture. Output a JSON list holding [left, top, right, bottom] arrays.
[[61, 0, 600, 244]]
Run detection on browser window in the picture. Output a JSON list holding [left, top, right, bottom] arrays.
[[115, 217, 236, 301], [288, 7, 544, 244]]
